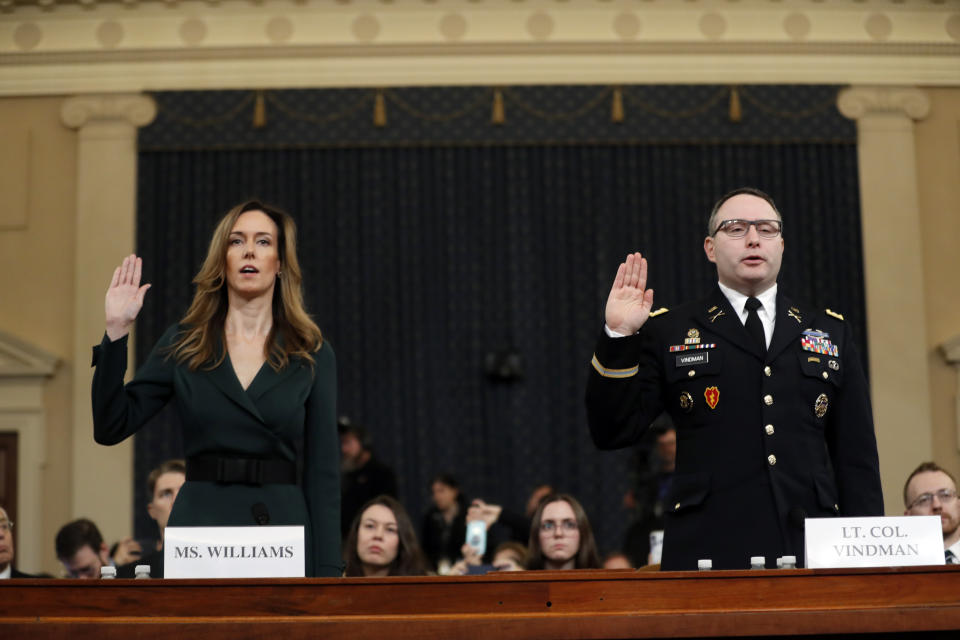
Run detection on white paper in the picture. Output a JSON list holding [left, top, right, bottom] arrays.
[[164, 526, 305, 578], [805, 516, 944, 568]]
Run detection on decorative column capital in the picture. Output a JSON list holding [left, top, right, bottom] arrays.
[[60, 93, 157, 130], [837, 86, 930, 122]]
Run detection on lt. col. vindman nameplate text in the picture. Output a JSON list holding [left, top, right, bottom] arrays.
[[164, 526, 305, 578], [805, 516, 943, 569]]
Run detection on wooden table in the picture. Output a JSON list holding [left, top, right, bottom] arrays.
[[2, 565, 959, 639]]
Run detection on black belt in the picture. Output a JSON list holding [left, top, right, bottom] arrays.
[[186, 455, 297, 485]]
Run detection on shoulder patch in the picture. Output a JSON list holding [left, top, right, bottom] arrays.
[[649, 307, 670, 318], [825, 308, 844, 321]]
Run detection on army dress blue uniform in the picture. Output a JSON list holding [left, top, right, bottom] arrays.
[[586, 287, 883, 570]]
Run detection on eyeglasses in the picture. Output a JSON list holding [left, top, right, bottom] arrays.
[[540, 519, 578, 533], [0, 520, 12, 533], [907, 488, 958, 511], [713, 219, 783, 239]]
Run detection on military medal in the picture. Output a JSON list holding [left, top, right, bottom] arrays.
[[801, 329, 839, 357], [704, 386, 719, 409], [669, 343, 716, 352], [815, 393, 829, 418], [828, 360, 839, 370], [679, 391, 694, 412], [685, 328, 701, 345]]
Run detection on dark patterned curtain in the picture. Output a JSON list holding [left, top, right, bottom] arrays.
[[131, 87, 863, 556]]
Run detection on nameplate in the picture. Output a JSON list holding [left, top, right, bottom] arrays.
[[805, 516, 943, 568], [164, 526, 305, 578]]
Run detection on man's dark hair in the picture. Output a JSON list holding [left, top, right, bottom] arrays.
[[707, 187, 782, 236], [147, 459, 186, 497], [55, 518, 104, 560], [429, 473, 460, 491], [337, 416, 371, 450], [903, 461, 957, 507]]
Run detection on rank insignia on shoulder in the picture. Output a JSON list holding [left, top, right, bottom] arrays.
[[649, 307, 670, 318], [825, 308, 844, 321]]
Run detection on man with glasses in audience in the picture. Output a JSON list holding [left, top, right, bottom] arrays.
[[0, 506, 45, 579], [903, 462, 960, 563], [586, 187, 883, 570]]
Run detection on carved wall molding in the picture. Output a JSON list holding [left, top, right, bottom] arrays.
[[2, 0, 959, 94], [837, 86, 932, 122], [60, 93, 157, 129]]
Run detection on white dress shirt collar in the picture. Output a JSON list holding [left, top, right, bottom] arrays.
[[717, 281, 777, 348]]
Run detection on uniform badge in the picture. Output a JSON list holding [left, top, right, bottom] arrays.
[[828, 360, 839, 370], [801, 329, 839, 357], [704, 386, 719, 409], [814, 393, 829, 418], [669, 343, 716, 353], [788, 307, 802, 324], [685, 328, 701, 345], [709, 309, 725, 323], [679, 391, 694, 412]]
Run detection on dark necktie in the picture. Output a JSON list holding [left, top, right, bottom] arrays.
[[745, 297, 766, 355], [947, 549, 957, 565]]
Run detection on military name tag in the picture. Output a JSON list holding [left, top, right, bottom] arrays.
[[676, 352, 709, 367], [165, 526, 306, 578], [805, 516, 944, 568]]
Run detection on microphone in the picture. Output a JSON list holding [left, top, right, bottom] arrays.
[[252, 502, 270, 525]]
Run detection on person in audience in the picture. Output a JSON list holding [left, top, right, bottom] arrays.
[[344, 495, 427, 577], [109, 537, 142, 567], [622, 416, 676, 567], [117, 459, 186, 578], [0, 506, 46, 578], [602, 551, 633, 569], [421, 473, 467, 573], [525, 484, 554, 519], [340, 417, 398, 536], [56, 518, 112, 579], [903, 461, 960, 563], [492, 541, 527, 571], [526, 493, 601, 570]]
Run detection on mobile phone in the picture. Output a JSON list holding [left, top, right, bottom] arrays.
[[466, 519, 487, 556]]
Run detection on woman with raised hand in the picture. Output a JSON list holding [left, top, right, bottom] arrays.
[[92, 200, 340, 577]]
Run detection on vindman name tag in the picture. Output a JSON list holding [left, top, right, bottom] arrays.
[[164, 526, 305, 578], [805, 516, 943, 568]]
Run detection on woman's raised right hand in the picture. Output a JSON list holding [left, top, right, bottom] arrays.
[[105, 254, 151, 341]]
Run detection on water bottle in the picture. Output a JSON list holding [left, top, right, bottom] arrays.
[[134, 564, 151, 579]]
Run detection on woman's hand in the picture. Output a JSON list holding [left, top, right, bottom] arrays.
[[105, 254, 151, 341]]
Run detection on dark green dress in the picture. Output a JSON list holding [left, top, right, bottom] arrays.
[[91, 324, 341, 577]]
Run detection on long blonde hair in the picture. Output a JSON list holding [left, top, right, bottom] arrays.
[[169, 200, 323, 371]]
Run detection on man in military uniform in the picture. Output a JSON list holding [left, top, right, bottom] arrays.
[[586, 187, 883, 570]]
